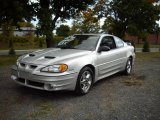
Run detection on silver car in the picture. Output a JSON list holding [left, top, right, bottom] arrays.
[[11, 34, 135, 95]]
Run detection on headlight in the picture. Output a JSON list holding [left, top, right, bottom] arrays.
[[41, 64, 68, 73]]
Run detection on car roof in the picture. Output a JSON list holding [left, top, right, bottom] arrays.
[[74, 33, 114, 37]]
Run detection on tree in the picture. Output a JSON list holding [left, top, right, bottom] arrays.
[[102, 16, 115, 34], [101, 0, 160, 38], [70, 8, 100, 34], [0, 0, 34, 26], [81, 8, 100, 33], [35, 0, 94, 47], [17, 22, 34, 27], [56, 25, 70, 37]]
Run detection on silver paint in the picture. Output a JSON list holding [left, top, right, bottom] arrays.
[[11, 34, 135, 91]]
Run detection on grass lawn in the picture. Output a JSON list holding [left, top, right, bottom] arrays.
[[135, 44, 160, 48], [0, 52, 160, 67], [136, 52, 160, 62], [0, 55, 18, 67]]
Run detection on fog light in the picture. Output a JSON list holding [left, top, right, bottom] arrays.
[[44, 83, 54, 90], [11, 75, 17, 80]]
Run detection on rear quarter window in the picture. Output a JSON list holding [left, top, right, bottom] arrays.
[[114, 37, 124, 48]]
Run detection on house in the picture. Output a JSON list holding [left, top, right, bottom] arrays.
[[0, 27, 36, 36], [125, 33, 160, 44]]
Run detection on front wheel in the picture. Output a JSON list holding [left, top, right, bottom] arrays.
[[75, 67, 93, 95], [123, 58, 132, 75]]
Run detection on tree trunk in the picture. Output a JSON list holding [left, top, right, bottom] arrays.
[[46, 32, 54, 48]]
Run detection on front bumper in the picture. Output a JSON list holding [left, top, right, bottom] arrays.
[[11, 65, 78, 91]]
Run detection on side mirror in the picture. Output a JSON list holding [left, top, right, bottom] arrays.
[[98, 46, 110, 53]]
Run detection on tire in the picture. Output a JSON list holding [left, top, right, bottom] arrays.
[[123, 58, 132, 75], [75, 67, 93, 95]]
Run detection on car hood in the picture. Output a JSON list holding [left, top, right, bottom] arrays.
[[20, 48, 92, 65]]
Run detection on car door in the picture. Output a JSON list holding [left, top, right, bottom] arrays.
[[114, 36, 128, 70], [96, 36, 123, 80]]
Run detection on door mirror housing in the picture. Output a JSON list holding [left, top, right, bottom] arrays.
[[98, 46, 110, 53]]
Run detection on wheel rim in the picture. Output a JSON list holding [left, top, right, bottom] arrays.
[[126, 60, 132, 74], [80, 71, 92, 93]]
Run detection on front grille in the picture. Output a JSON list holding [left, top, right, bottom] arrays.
[[27, 80, 44, 87], [17, 78, 25, 83]]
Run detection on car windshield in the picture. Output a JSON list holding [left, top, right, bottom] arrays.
[[56, 35, 99, 51]]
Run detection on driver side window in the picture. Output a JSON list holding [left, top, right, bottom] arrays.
[[100, 36, 116, 50]]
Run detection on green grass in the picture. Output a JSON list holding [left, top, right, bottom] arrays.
[[0, 55, 18, 67], [135, 44, 160, 48], [29, 103, 54, 119], [136, 52, 160, 62]]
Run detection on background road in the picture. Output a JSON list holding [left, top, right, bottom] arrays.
[[0, 58, 160, 120]]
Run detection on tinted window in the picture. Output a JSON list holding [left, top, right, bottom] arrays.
[[114, 37, 124, 48], [57, 35, 99, 51], [100, 36, 116, 49]]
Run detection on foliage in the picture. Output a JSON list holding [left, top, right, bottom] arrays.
[[0, 0, 34, 26], [8, 39, 16, 55], [53, 36, 64, 45], [9, 47, 16, 55], [17, 22, 34, 27], [142, 40, 150, 52], [102, 16, 115, 34], [71, 8, 100, 34], [101, 0, 160, 38], [56, 25, 70, 37], [1, 0, 92, 48], [35, 0, 94, 47], [1, 21, 14, 37]]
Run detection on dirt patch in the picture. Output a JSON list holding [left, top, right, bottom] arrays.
[[122, 74, 145, 86], [29, 102, 54, 119]]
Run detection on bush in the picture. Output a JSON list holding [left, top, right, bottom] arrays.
[[34, 37, 46, 48], [142, 40, 150, 52], [8, 39, 16, 55], [9, 47, 16, 55], [53, 36, 64, 45]]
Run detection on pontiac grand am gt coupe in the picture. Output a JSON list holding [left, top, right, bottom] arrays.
[[11, 34, 135, 95]]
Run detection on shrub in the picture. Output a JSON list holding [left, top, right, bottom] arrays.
[[53, 36, 64, 45], [8, 39, 16, 55], [34, 37, 46, 48], [142, 40, 150, 52], [9, 47, 16, 55]]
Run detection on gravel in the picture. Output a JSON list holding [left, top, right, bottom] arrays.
[[0, 58, 160, 120]]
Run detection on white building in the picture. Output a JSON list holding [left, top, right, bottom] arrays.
[[0, 27, 36, 36]]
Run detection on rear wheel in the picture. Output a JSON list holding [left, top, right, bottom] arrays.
[[123, 58, 132, 75], [75, 67, 93, 95]]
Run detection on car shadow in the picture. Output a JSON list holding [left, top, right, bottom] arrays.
[[93, 73, 122, 87]]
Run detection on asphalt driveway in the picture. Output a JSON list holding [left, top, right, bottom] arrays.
[[0, 58, 160, 120]]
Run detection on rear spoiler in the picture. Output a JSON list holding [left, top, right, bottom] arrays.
[[124, 40, 135, 47]]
